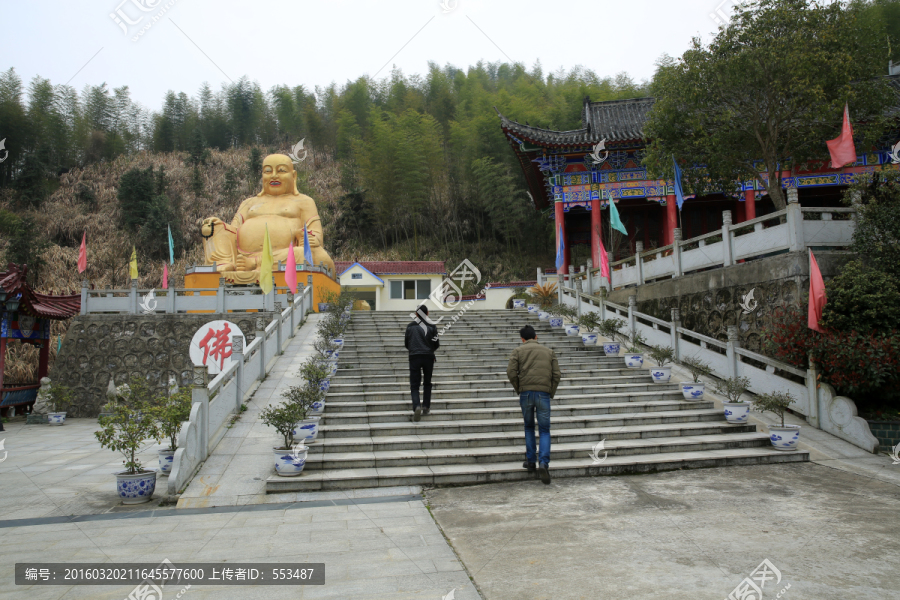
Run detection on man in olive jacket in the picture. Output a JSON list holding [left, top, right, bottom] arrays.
[[506, 324, 561, 484]]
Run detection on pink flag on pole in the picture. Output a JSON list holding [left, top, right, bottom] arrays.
[[808, 250, 827, 332], [77, 232, 87, 273], [599, 238, 610, 279], [285, 239, 298, 293], [826, 104, 856, 168], [162, 263, 168, 289]]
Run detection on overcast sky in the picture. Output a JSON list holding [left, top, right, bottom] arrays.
[[1, 0, 735, 107]]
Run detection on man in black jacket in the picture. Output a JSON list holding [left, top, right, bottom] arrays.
[[405, 305, 440, 422]]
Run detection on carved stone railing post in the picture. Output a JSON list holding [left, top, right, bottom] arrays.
[[606, 250, 614, 291], [670, 308, 681, 361], [307, 275, 314, 316], [634, 241, 644, 285], [130, 279, 138, 315], [567, 265, 575, 291], [287, 292, 296, 334], [786, 188, 805, 252], [192, 365, 209, 459], [274, 301, 284, 354], [627, 295, 637, 337], [256, 316, 267, 381], [725, 325, 740, 379], [599, 286, 607, 320], [722, 210, 734, 267], [673, 228, 683, 277], [166, 278, 176, 314], [232, 335, 244, 409], [585, 259, 594, 296], [216, 280, 225, 313], [536, 267, 543, 287], [80, 279, 89, 315], [806, 353, 820, 428]]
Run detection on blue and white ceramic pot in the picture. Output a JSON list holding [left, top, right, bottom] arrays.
[[581, 333, 598, 346], [116, 470, 157, 504], [47, 412, 66, 425], [723, 402, 750, 424], [294, 416, 321, 443], [768, 425, 801, 451], [549, 317, 563, 328], [527, 304, 538, 313], [331, 338, 344, 349], [624, 353, 644, 368], [274, 445, 307, 477], [328, 363, 338, 377], [513, 299, 526, 309], [602, 343, 620, 357], [310, 397, 325, 415], [681, 382, 705, 400], [319, 379, 331, 395], [318, 303, 330, 312], [158, 450, 175, 475], [538, 311, 550, 321], [565, 324, 580, 337], [649, 366, 672, 383]]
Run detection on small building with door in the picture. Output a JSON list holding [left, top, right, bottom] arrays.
[[335, 261, 447, 311]]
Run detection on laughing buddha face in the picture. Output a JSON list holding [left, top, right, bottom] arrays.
[[261, 154, 296, 196]]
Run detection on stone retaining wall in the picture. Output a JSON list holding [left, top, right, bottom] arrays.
[[50, 313, 271, 417]]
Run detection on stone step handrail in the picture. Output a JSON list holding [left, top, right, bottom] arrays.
[[559, 284, 878, 453], [167, 278, 315, 496]]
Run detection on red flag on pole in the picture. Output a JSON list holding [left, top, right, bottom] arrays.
[[808, 250, 827, 332], [162, 263, 168, 289], [599, 238, 610, 280], [285, 240, 298, 293], [77, 232, 87, 273], [826, 104, 856, 168]]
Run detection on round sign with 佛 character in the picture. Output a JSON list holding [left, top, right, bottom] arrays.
[[189, 320, 245, 375]]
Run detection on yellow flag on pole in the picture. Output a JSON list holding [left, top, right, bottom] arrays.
[[259, 225, 274, 294], [129, 246, 139, 280]]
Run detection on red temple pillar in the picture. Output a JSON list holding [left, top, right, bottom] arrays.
[[744, 189, 756, 220], [554, 201, 569, 279], [665, 194, 678, 246], [590, 198, 602, 267], [0, 337, 6, 393], [38, 335, 50, 380]]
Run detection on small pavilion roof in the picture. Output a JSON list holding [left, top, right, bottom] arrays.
[[0, 264, 81, 320], [334, 261, 447, 276]]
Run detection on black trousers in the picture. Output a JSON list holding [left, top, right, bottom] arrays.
[[409, 354, 435, 410]]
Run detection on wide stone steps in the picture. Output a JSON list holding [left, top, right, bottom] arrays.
[[265, 309, 808, 492]]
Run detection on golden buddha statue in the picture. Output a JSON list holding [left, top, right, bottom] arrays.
[[200, 154, 335, 284]]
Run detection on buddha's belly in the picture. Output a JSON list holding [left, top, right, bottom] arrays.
[[237, 215, 300, 253]]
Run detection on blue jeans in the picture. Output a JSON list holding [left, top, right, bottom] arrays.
[[519, 391, 551, 467]]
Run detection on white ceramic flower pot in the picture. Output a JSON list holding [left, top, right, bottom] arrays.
[[294, 416, 321, 443], [116, 470, 157, 504], [513, 299, 526, 309], [527, 304, 539, 313], [158, 449, 175, 475], [47, 412, 66, 425], [319, 379, 331, 395], [681, 382, 705, 400], [581, 333, 598, 346], [723, 402, 750, 424], [624, 353, 644, 368], [538, 311, 550, 321], [602, 342, 620, 356], [331, 338, 344, 349], [565, 324, 580, 337], [309, 397, 325, 415], [274, 445, 308, 477], [769, 425, 801, 451], [649, 366, 672, 383], [549, 317, 563, 328]]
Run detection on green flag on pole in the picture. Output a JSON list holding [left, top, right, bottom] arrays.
[[609, 199, 628, 235]]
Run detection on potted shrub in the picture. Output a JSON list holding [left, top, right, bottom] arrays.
[[680, 356, 713, 400], [623, 330, 647, 368], [714, 376, 752, 424], [598, 318, 626, 356], [300, 357, 332, 397], [527, 282, 557, 314], [282, 384, 322, 445], [648, 345, 675, 383], [754, 391, 800, 450], [547, 303, 576, 329], [156, 388, 192, 475], [510, 286, 529, 309], [47, 383, 73, 425], [576, 312, 600, 347], [95, 397, 161, 504], [260, 401, 309, 477]]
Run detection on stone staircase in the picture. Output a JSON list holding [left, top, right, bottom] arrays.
[[267, 309, 808, 492]]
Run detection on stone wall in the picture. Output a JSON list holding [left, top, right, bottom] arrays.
[[50, 313, 271, 417], [607, 250, 853, 354]]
